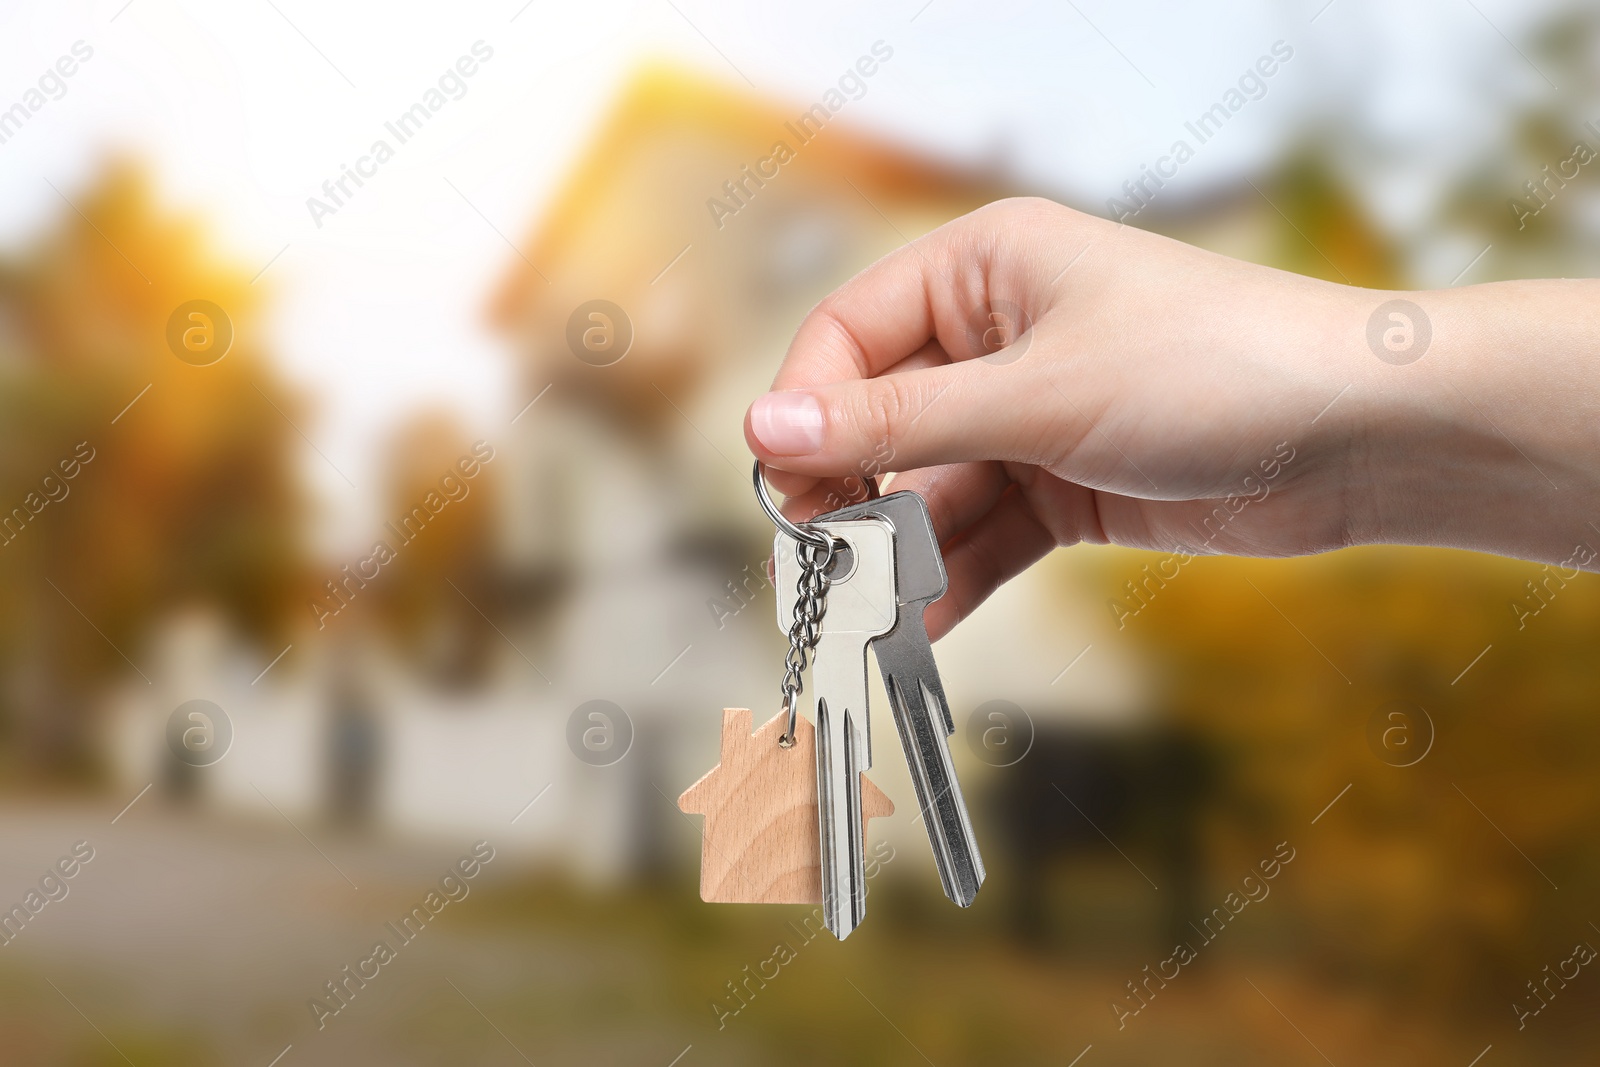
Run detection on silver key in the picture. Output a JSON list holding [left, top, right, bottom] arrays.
[[819, 491, 986, 907], [775, 518, 898, 938]]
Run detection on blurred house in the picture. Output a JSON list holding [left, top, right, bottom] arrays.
[[111, 64, 1152, 885], [480, 64, 1164, 886], [487, 60, 1150, 707], [488, 62, 1019, 572]]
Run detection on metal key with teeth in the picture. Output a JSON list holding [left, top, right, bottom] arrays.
[[819, 490, 986, 908], [775, 518, 898, 938]]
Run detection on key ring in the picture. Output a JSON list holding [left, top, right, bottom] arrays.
[[752, 460, 832, 550], [751, 459, 880, 550]]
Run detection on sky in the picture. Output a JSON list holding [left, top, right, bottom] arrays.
[[0, 0, 1569, 549]]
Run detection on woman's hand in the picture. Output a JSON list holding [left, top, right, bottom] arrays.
[[744, 197, 1600, 639]]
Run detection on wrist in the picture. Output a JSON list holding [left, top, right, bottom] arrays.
[[1355, 280, 1600, 565]]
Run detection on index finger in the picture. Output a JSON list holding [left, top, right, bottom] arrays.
[[768, 212, 983, 393]]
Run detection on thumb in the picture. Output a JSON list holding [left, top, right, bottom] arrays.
[[744, 360, 1068, 477]]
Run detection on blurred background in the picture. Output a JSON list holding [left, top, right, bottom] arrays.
[[2, 0, 1599, 1063]]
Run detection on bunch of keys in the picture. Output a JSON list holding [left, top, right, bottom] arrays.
[[679, 461, 984, 940]]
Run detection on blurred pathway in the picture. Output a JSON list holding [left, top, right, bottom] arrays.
[[0, 800, 600, 1065]]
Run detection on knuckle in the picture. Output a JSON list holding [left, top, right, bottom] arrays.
[[966, 535, 1007, 594], [808, 291, 847, 333], [986, 195, 1060, 226], [857, 375, 914, 458], [948, 531, 1006, 616], [804, 295, 872, 379]]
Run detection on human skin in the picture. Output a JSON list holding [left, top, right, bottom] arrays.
[[743, 197, 1600, 641]]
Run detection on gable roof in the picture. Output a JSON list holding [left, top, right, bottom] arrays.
[[489, 62, 1014, 332]]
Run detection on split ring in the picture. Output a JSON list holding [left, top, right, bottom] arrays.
[[751, 459, 881, 551]]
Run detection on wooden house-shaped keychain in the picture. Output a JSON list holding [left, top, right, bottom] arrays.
[[679, 708, 893, 903]]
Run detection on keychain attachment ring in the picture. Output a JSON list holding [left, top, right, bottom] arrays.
[[751, 459, 881, 551], [752, 460, 831, 550]]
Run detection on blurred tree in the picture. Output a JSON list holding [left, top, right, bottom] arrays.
[[1256, 146, 1406, 289], [1097, 541, 1600, 1019], [1443, 6, 1600, 281], [0, 160, 308, 778], [366, 411, 501, 688]]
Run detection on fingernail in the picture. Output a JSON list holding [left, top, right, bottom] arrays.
[[750, 391, 824, 455]]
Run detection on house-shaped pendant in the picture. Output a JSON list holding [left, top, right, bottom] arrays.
[[678, 707, 893, 903]]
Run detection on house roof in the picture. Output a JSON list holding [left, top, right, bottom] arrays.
[[488, 62, 1015, 331]]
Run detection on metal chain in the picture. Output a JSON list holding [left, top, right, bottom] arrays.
[[778, 536, 834, 747]]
